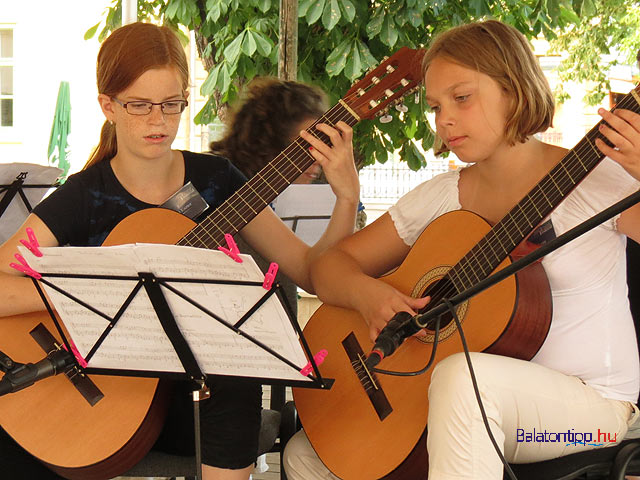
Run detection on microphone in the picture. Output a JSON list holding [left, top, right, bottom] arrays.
[[0, 349, 76, 397], [365, 311, 421, 370]]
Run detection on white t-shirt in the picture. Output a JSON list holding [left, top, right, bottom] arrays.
[[388, 158, 640, 402]]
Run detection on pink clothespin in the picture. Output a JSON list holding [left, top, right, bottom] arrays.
[[62, 339, 88, 369], [218, 233, 242, 263], [300, 349, 328, 376], [263, 262, 279, 289], [20, 227, 43, 257], [9, 253, 41, 279]]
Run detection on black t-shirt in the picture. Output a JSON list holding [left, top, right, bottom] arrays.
[[32, 151, 247, 246]]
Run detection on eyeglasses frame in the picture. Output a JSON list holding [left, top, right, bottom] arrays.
[[111, 97, 188, 115]]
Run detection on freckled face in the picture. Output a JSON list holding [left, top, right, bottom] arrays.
[[424, 56, 510, 163], [292, 117, 322, 184], [104, 67, 186, 161]]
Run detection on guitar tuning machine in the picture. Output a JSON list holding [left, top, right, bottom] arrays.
[[395, 103, 408, 113], [379, 111, 393, 124]]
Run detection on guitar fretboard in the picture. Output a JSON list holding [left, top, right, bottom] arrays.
[[446, 86, 640, 293], [176, 101, 359, 250]]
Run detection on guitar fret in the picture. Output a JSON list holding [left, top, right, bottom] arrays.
[[547, 173, 564, 197], [284, 150, 304, 172], [516, 203, 534, 228], [508, 213, 524, 236], [237, 195, 257, 215], [585, 136, 601, 157], [573, 149, 589, 171], [538, 186, 553, 208], [227, 202, 246, 222], [245, 182, 268, 204], [257, 171, 280, 194], [559, 162, 576, 185]]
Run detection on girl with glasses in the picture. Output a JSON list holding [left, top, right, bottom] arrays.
[[0, 22, 359, 480]]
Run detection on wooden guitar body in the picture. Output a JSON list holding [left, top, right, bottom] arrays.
[[293, 210, 552, 479], [0, 209, 195, 479]]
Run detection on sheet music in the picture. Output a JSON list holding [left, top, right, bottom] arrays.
[[271, 184, 336, 245], [20, 243, 312, 382], [0, 163, 62, 243]]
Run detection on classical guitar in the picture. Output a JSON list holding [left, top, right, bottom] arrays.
[[293, 86, 640, 479], [0, 48, 424, 480]]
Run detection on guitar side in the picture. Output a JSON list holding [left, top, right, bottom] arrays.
[[293, 210, 552, 479]]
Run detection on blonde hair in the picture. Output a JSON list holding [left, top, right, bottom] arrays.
[[84, 23, 189, 169], [423, 20, 554, 153]]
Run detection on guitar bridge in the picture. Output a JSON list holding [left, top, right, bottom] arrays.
[[342, 332, 392, 421]]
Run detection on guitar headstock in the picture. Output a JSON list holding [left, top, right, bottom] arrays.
[[344, 47, 425, 120]]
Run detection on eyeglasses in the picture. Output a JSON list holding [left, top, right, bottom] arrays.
[[111, 97, 188, 115]]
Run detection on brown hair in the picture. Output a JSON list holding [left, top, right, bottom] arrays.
[[210, 77, 328, 178], [84, 22, 189, 169], [423, 20, 554, 153]]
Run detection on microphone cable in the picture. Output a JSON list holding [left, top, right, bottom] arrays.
[[368, 299, 519, 479]]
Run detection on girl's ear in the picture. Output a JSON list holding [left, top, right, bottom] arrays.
[[98, 94, 116, 123]]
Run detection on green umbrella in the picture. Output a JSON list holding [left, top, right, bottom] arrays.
[[47, 81, 71, 178]]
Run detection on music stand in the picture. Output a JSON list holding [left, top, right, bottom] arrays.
[[11, 243, 332, 480], [0, 163, 62, 242], [271, 184, 335, 245]]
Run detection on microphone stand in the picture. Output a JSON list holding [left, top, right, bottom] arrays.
[[414, 188, 640, 329]]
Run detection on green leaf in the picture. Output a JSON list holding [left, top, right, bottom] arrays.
[[242, 30, 257, 56], [344, 40, 362, 79], [356, 40, 377, 71], [252, 31, 273, 57], [219, 62, 232, 96], [257, 0, 271, 13], [339, 0, 356, 22], [326, 40, 351, 77], [366, 10, 384, 39], [380, 16, 399, 47], [408, 8, 423, 28], [580, 0, 597, 17], [201, 63, 221, 96], [165, 0, 180, 19], [84, 22, 101, 40], [299, 0, 313, 18], [322, 0, 341, 30], [307, 0, 326, 24], [559, 5, 581, 24], [224, 31, 245, 65]]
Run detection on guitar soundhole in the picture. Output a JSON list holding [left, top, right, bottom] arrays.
[[412, 270, 467, 344]]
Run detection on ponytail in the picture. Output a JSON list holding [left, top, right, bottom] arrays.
[[84, 120, 117, 169]]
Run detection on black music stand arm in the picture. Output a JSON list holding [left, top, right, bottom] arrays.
[[0, 177, 25, 218], [139, 272, 205, 384], [416, 188, 640, 328], [0, 172, 59, 218]]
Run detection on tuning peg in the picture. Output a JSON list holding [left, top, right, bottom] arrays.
[[395, 103, 408, 113], [379, 113, 393, 124]]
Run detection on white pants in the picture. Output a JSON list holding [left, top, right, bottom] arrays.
[[283, 352, 638, 480]]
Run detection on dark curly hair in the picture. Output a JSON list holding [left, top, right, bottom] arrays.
[[210, 77, 328, 178]]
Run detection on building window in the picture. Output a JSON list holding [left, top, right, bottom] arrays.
[[0, 29, 13, 127]]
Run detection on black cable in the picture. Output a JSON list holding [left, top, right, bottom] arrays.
[[443, 298, 518, 480]]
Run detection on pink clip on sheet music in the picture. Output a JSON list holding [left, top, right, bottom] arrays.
[[300, 349, 328, 376], [218, 233, 243, 263]]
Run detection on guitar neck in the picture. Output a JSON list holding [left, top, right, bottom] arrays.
[[176, 102, 359, 250], [448, 86, 640, 292]]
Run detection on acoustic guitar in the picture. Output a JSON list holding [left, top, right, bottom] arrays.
[[292, 87, 640, 479], [0, 47, 425, 480]]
